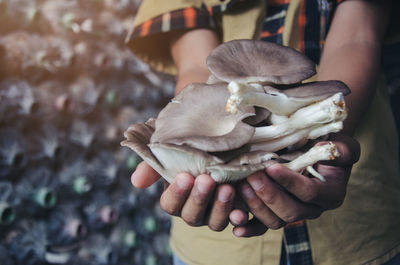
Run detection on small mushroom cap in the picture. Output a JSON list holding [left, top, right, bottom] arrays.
[[121, 119, 173, 181], [275, 80, 351, 98], [121, 119, 225, 183], [149, 143, 223, 181], [206, 39, 316, 85], [150, 83, 256, 152]]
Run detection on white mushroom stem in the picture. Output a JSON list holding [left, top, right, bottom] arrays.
[[225, 81, 264, 113], [226, 81, 318, 115], [283, 142, 340, 181], [251, 93, 347, 142], [249, 121, 343, 152], [268, 114, 289, 124]]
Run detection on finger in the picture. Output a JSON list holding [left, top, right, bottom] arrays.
[[180, 174, 216, 226], [247, 171, 322, 223], [229, 209, 249, 226], [131, 161, 161, 188], [160, 173, 194, 216], [232, 218, 268, 238], [312, 163, 349, 209], [266, 164, 320, 202], [267, 163, 345, 210], [239, 180, 285, 229], [316, 133, 360, 166], [207, 184, 235, 231]]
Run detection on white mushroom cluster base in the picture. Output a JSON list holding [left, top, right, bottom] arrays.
[[122, 40, 350, 183]]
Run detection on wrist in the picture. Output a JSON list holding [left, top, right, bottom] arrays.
[[175, 67, 211, 95]]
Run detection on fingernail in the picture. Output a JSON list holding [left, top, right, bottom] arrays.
[[196, 178, 211, 194], [233, 227, 245, 237], [176, 174, 192, 190], [315, 141, 330, 146], [218, 190, 232, 203], [249, 175, 265, 191], [131, 171, 142, 188], [230, 211, 247, 226], [241, 185, 255, 199]]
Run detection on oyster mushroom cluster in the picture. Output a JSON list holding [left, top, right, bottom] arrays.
[[122, 40, 350, 183]]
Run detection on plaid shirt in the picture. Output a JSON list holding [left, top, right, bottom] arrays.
[[129, 1, 345, 264], [129, 0, 345, 64]]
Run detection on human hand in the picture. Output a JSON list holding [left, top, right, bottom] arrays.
[[230, 133, 360, 237], [131, 162, 236, 231]]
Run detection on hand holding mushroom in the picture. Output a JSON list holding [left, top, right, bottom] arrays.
[[231, 133, 360, 237], [123, 40, 350, 184], [122, 39, 359, 232]]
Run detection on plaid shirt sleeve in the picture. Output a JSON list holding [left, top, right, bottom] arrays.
[[129, 7, 216, 40], [128, 0, 242, 38], [125, 6, 215, 75], [126, 0, 240, 75]]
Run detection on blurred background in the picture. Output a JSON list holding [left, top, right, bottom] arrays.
[[0, 0, 176, 264]]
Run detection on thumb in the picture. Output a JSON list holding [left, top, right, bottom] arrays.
[[131, 161, 161, 188]]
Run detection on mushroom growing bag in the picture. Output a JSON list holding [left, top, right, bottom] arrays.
[[122, 40, 350, 183]]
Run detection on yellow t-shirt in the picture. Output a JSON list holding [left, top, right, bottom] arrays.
[[126, 1, 400, 264]]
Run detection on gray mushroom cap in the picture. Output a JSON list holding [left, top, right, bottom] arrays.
[[121, 119, 220, 183], [121, 120, 280, 183], [121, 119, 172, 180], [150, 83, 256, 152], [275, 80, 351, 98], [206, 39, 316, 85]]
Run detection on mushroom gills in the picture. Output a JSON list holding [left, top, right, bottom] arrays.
[[149, 143, 223, 181]]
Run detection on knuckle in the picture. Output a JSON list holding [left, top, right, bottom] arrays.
[[248, 200, 266, 213], [160, 201, 180, 216], [192, 193, 209, 206], [278, 176, 293, 191], [268, 219, 285, 230], [213, 202, 229, 215], [208, 222, 227, 232], [181, 213, 202, 227], [301, 186, 319, 203], [281, 213, 299, 223], [170, 183, 190, 196], [260, 191, 277, 205]]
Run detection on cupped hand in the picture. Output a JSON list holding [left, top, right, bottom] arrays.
[[131, 161, 236, 231], [231, 133, 360, 237]]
